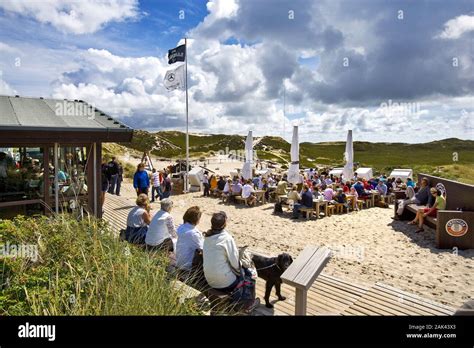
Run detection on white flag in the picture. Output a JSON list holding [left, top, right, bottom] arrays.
[[163, 64, 185, 91]]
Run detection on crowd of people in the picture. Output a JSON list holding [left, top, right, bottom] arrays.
[[124, 194, 259, 312], [198, 169, 423, 220]]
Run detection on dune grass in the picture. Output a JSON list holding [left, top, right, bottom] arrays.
[[0, 215, 202, 315]]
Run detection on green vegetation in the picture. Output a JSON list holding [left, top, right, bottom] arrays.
[[0, 215, 202, 315]]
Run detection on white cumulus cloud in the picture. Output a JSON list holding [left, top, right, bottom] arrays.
[[436, 14, 474, 39], [0, 0, 139, 34]]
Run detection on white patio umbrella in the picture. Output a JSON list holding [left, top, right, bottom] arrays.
[[287, 126, 300, 184], [241, 130, 253, 180], [342, 129, 354, 181]]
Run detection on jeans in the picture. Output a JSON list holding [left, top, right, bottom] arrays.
[[161, 190, 171, 199], [108, 174, 118, 194], [397, 197, 419, 216], [137, 187, 149, 196], [203, 183, 210, 196], [151, 186, 162, 201], [125, 226, 148, 244], [116, 176, 122, 195], [292, 203, 303, 218]]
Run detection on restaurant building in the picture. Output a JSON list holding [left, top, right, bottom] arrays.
[[0, 95, 133, 219]]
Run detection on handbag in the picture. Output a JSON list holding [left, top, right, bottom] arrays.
[[229, 268, 256, 307]]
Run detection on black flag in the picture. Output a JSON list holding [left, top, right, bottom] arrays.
[[168, 44, 186, 64]]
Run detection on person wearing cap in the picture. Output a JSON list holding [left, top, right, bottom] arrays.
[[408, 188, 446, 233], [203, 212, 241, 292], [145, 198, 176, 252]]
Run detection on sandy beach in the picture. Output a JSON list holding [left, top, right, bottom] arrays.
[[115, 182, 474, 309]]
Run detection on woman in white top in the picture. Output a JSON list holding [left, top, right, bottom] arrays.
[[125, 194, 151, 244], [176, 206, 204, 271], [242, 179, 256, 206], [145, 198, 177, 252], [203, 211, 240, 292]]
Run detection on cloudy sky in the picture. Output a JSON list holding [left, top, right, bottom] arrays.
[[0, 0, 473, 143]]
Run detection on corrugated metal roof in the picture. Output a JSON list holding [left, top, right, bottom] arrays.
[[0, 95, 132, 132]]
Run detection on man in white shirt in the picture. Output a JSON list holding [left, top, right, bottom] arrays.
[[242, 179, 256, 206]]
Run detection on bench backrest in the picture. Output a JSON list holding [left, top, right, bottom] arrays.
[[417, 174, 474, 211], [281, 246, 331, 290]]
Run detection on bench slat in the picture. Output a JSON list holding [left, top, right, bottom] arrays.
[[293, 248, 331, 290]]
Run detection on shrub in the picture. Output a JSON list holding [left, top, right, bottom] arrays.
[[0, 215, 202, 315]]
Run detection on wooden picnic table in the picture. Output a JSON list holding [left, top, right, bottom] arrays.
[[312, 199, 328, 219]]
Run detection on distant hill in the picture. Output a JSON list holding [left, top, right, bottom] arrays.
[[117, 130, 474, 184]]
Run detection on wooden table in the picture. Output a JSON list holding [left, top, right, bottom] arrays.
[[312, 199, 328, 219], [281, 245, 332, 315], [370, 190, 380, 207]]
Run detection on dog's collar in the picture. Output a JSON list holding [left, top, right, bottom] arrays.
[[256, 263, 281, 271]]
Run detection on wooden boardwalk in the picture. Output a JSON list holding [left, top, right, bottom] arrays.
[[103, 190, 456, 316]]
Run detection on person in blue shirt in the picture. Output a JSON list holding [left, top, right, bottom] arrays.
[[133, 162, 150, 196], [406, 177, 415, 188], [376, 180, 388, 196], [353, 181, 367, 197], [292, 185, 313, 219]]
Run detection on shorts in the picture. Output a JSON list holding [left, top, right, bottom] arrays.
[[423, 208, 437, 217]]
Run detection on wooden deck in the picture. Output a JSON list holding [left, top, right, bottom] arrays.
[[103, 190, 456, 316]]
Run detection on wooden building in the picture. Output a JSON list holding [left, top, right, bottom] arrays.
[[0, 95, 133, 219]]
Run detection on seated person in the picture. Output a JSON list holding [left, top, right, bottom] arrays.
[[125, 194, 151, 244], [376, 180, 388, 201], [221, 178, 233, 202], [406, 177, 415, 188], [343, 181, 351, 193], [209, 175, 218, 194], [353, 181, 368, 198], [349, 186, 360, 211], [203, 212, 241, 291], [292, 185, 313, 219], [231, 180, 243, 195], [395, 177, 431, 218], [242, 179, 257, 206], [334, 188, 348, 209], [176, 206, 204, 272], [323, 185, 335, 202], [145, 198, 177, 252], [408, 188, 445, 233], [287, 186, 301, 204], [217, 176, 227, 192]]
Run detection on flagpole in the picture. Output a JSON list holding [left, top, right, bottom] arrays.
[[185, 37, 189, 193]]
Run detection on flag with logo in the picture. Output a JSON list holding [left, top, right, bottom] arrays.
[[163, 64, 185, 91], [168, 44, 186, 64]]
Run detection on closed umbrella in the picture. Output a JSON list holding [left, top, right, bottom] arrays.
[[287, 126, 300, 184], [241, 130, 253, 180], [342, 130, 354, 181]]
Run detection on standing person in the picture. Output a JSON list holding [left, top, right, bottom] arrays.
[[133, 163, 150, 196], [100, 161, 109, 211], [202, 171, 210, 197], [161, 173, 172, 199], [151, 168, 161, 202], [146, 198, 176, 252], [116, 162, 123, 196], [176, 206, 204, 271], [107, 157, 120, 194]]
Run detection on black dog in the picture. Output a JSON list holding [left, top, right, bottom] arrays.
[[252, 253, 293, 308]]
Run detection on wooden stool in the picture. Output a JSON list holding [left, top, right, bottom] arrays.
[[326, 205, 335, 217], [299, 207, 314, 220], [356, 200, 364, 210], [365, 198, 373, 208], [234, 196, 245, 204], [335, 203, 345, 214]]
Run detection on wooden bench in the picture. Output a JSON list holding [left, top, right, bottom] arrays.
[[281, 246, 332, 315], [396, 173, 474, 249], [299, 207, 314, 219], [326, 205, 335, 217], [234, 195, 246, 204]]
